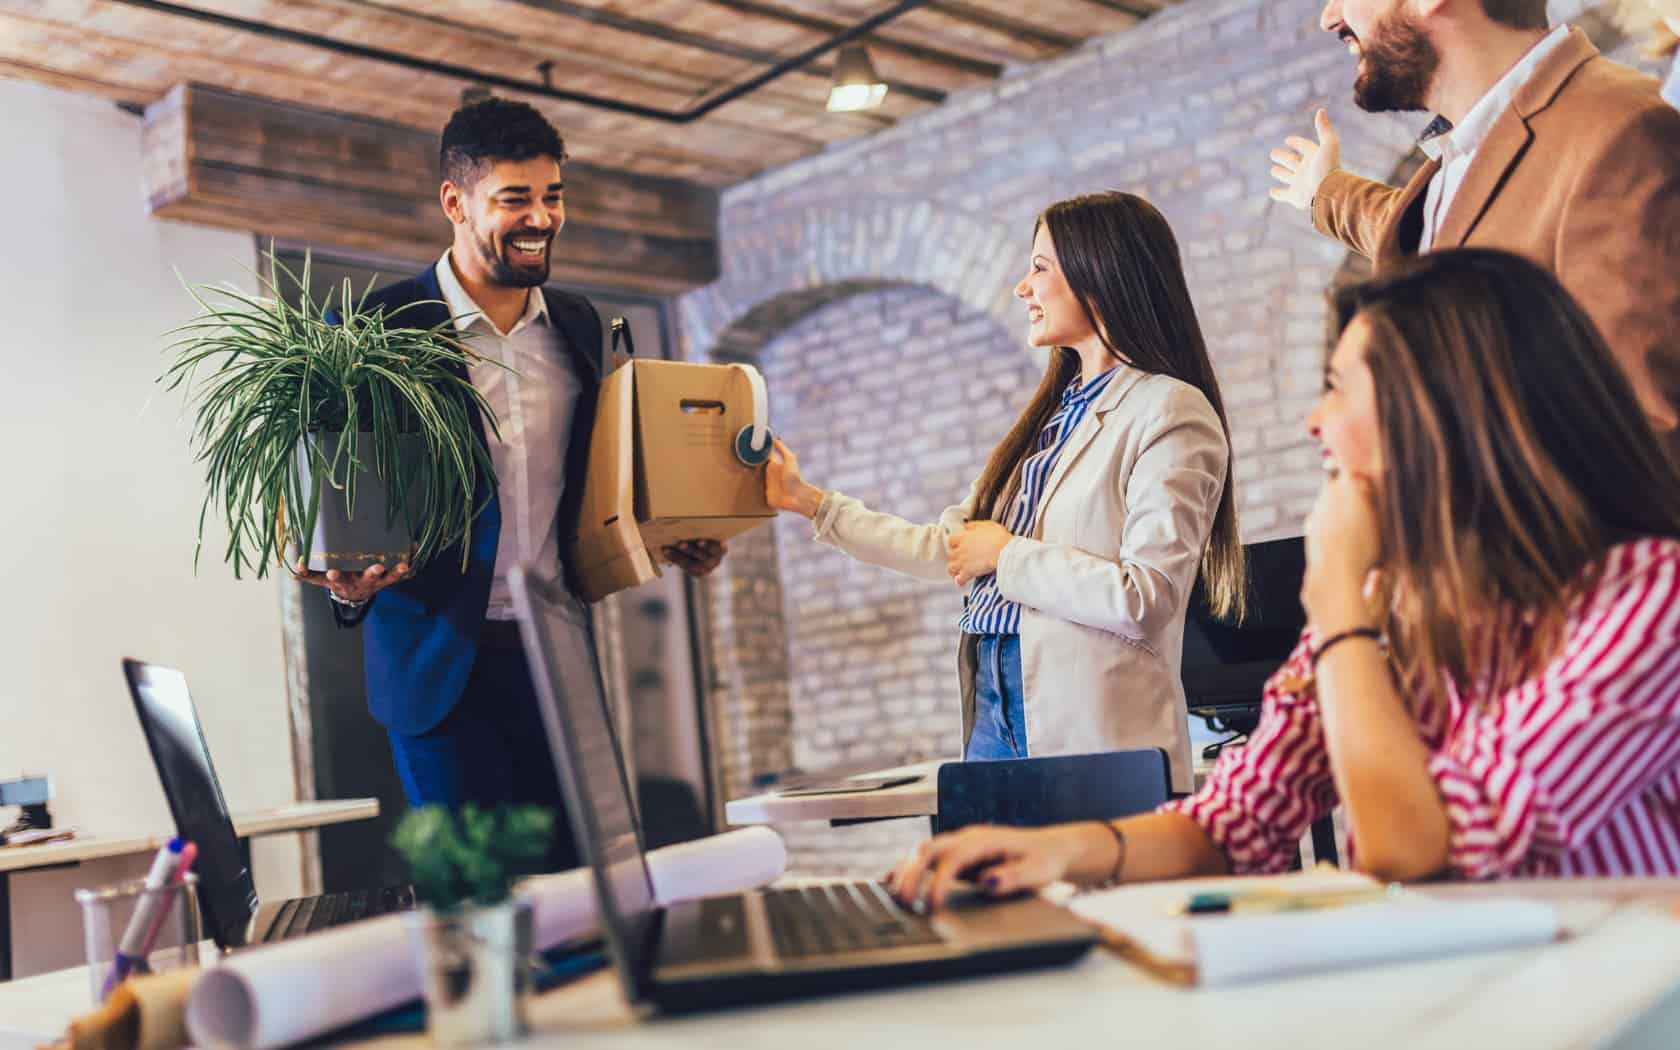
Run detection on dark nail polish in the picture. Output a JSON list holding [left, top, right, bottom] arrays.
[[983, 875, 1001, 891]]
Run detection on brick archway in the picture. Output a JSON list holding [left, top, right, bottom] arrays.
[[678, 198, 1022, 366], [677, 201, 1028, 812]]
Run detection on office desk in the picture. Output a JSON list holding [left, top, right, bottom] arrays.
[[725, 761, 946, 826], [1, 881, 1677, 1049], [724, 759, 1215, 827], [0, 799, 378, 981]]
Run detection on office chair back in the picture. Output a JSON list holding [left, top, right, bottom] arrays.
[[934, 749, 1171, 834]]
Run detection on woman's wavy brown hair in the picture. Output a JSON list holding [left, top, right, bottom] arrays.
[[1332, 249, 1680, 695], [970, 192, 1245, 621]]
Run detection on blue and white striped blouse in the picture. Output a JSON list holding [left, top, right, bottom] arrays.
[[958, 366, 1119, 636]]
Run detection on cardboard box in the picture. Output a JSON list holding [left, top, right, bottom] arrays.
[[568, 359, 774, 602]]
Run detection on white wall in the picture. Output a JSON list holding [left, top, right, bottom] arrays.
[[0, 78, 302, 975]]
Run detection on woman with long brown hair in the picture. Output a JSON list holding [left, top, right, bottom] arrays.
[[887, 248, 1680, 908], [767, 192, 1244, 791]]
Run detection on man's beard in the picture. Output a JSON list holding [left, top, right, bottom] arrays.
[[474, 226, 553, 288], [1350, 10, 1439, 113]]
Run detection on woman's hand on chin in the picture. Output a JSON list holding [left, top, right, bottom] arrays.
[[1302, 469, 1382, 633]]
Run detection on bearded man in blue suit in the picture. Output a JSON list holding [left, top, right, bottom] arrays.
[[295, 98, 724, 869]]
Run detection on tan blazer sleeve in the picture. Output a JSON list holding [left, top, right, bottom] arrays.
[[810, 484, 976, 583], [992, 387, 1227, 641], [1556, 105, 1680, 430], [1312, 168, 1408, 261]]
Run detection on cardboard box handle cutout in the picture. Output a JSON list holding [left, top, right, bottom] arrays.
[[613, 314, 770, 465]]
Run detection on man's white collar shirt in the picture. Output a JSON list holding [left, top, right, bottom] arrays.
[[434, 250, 581, 620], [1416, 24, 1571, 252]]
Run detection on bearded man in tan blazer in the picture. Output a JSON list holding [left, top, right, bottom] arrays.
[[1270, 0, 1680, 438]]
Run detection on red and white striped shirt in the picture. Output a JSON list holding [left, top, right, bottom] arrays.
[[1167, 538, 1680, 879]]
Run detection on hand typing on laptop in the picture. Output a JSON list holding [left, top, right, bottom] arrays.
[[886, 824, 1102, 912]]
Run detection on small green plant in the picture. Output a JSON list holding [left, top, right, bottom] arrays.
[[159, 248, 500, 578], [391, 805, 557, 912]]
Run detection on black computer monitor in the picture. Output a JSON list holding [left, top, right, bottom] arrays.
[[509, 567, 661, 1005], [1181, 536, 1308, 731], [122, 659, 259, 948]]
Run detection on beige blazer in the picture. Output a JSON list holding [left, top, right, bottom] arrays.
[[1312, 27, 1680, 432], [810, 366, 1228, 792]]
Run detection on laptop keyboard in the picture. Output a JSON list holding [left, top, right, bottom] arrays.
[[761, 881, 943, 959], [265, 885, 416, 941]]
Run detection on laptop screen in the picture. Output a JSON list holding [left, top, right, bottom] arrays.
[[509, 566, 659, 1000], [121, 658, 258, 948]]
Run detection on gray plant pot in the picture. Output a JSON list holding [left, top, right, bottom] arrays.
[[406, 898, 534, 1047], [288, 430, 423, 573]]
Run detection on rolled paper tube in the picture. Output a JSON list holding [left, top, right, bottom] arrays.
[[186, 827, 788, 1049]]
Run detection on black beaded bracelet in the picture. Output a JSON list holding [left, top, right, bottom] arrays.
[[1310, 626, 1382, 672], [1093, 820, 1127, 888]]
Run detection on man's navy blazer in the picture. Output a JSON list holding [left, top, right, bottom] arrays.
[[332, 264, 603, 736]]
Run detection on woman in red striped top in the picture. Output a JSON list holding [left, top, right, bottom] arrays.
[[888, 248, 1680, 906]]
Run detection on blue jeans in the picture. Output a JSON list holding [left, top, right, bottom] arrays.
[[966, 634, 1028, 761], [385, 628, 579, 872]]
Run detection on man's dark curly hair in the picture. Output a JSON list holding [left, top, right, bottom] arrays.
[[439, 97, 567, 188]]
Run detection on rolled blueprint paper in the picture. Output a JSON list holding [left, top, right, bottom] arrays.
[[649, 824, 787, 903], [186, 827, 787, 1049]]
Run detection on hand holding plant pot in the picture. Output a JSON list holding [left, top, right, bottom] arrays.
[[160, 249, 504, 582], [291, 555, 411, 607], [392, 805, 556, 1047]]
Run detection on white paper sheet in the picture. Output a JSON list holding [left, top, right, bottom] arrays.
[[185, 826, 786, 1049], [1068, 871, 1560, 986], [1190, 897, 1560, 986]]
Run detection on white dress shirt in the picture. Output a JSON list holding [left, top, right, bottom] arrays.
[[1417, 24, 1570, 252], [435, 251, 582, 620]]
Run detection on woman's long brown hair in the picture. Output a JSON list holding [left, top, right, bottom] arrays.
[[970, 192, 1245, 621], [1333, 249, 1680, 695]]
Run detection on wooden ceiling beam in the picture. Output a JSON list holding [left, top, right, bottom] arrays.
[[0, 0, 1173, 197], [322, 0, 942, 116], [944, 0, 1146, 36], [761, 0, 1064, 64], [88, 0, 883, 136], [142, 82, 719, 295], [926, 1, 1083, 52], [495, 0, 947, 104], [0, 16, 757, 185], [0, 4, 847, 184], [665, 0, 1005, 80]]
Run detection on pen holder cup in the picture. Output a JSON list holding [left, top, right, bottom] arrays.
[[75, 873, 202, 1004]]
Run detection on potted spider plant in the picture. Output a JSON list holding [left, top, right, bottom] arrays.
[[160, 250, 499, 579], [392, 805, 556, 1046]]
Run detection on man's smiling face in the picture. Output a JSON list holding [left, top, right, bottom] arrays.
[[450, 155, 565, 289], [1321, 0, 1442, 113]]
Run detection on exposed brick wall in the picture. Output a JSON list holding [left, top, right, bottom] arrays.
[[678, 0, 1658, 875], [770, 289, 1034, 763]]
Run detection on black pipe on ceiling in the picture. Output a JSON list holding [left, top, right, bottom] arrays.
[[107, 0, 937, 123]]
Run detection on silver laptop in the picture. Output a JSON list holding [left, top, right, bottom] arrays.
[[122, 658, 414, 948], [508, 566, 1096, 1014]]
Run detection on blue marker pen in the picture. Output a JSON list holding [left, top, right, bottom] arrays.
[[101, 836, 184, 997]]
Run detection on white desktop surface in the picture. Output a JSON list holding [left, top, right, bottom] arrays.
[[3, 881, 1677, 1049], [725, 761, 945, 825], [0, 799, 380, 873]]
